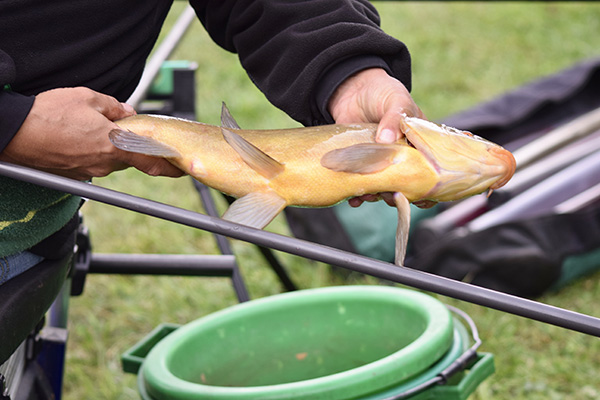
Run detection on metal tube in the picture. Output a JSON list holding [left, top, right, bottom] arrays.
[[191, 181, 251, 300], [1, 162, 599, 336], [490, 131, 600, 206], [126, 6, 197, 108], [89, 253, 237, 276], [511, 107, 600, 169], [554, 182, 600, 214], [468, 150, 600, 232]]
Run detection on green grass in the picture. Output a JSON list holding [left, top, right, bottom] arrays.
[[63, 2, 600, 399]]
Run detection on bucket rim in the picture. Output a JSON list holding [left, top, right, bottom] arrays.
[[141, 285, 454, 400]]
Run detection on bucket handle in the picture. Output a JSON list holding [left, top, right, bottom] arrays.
[[427, 352, 495, 400], [382, 306, 493, 400], [121, 323, 180, 374]]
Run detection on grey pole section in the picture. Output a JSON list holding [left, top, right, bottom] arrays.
[[1, 161, 599, 337]]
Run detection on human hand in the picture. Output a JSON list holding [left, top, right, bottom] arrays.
[[327, 68, 432, 208], [328, 68, 424, 143], [0, 87, 184, 180]]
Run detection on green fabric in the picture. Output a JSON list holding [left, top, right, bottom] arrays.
[[0, 176, 81, 257], [551, 247, 600, 291], [333, 201, 438, 263]]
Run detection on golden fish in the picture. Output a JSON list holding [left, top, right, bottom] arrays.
[[111, 104, 515, 265]]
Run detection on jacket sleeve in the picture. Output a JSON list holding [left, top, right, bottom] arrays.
[[0, 49, 34, 153], [190, 0, 411, 126]]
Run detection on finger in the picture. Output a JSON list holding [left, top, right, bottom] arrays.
[[131, 155, 186, 178], [376, 110, 405, 143], [121, 102, 137, 116], [376, 101, 425, 144], [85, 89, 136, 121], [412, 200, 438, 209], [380, 192, 397, 207], [348, 197, 364, 208]]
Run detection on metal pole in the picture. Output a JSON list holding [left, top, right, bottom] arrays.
[[511, 107, 600, 169], [89, 253, 237, 276], [1, 162, 599, 337], [467, 150, 600, 232], [126, 5, 197, 108]]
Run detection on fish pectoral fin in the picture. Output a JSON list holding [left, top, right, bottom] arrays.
[[321, 143, 401, 174], [221, 127, 285, 179], [221, 102, 242, 129], [222, 191, 287, 229], [109, 129, 181, 157], [394, 192, 411, 266]]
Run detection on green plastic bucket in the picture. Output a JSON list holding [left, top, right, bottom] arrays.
[[123, 286, 494, 400]]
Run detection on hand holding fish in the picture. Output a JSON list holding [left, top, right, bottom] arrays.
[[0, 87, 184, 181], [327, 67, 426, 209], [328, 68, 424, 143]]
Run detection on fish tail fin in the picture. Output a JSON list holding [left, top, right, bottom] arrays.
[[109, 129, 181, 158]]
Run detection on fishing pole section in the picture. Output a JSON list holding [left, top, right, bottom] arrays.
[[1, 161, 599, 337]]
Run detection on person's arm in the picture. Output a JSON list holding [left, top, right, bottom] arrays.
[[0, 49, 183, 180], [190, 0, 413, 127], [0, 49, 34, 154], [0, 87, 184, 180], [0, 90, 34, 153], [192, 1, 423, 208]]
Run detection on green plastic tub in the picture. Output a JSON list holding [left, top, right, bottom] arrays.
[[123, 286, 494, 400]]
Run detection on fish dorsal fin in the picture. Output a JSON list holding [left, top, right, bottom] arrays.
[[393, 192, 411, 266], [221, 102, 241, 130], [222, 191, 287, 229], [221, 127, 285, 179], [321, 143, 401, 174], [109, 129, 181, 157]]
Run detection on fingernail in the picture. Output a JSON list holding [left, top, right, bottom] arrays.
[[378, 129, 396, 143]]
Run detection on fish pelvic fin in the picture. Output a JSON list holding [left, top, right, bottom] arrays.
[[221, 127, 285, 179], [321, 143, 402, 174], [109, 129, 181, 158], [223, 191, 287, 229], [394, 192, 411, 266], [221, 102, 241, 129]]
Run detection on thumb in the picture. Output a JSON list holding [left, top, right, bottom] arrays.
[[376, 104, 425, 144], [91, 91, 136, 121], [125, 153, 186, 178], [376, 111, 405, 144]]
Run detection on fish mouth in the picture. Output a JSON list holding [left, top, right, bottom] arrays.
[[488, 146, 516, 189]]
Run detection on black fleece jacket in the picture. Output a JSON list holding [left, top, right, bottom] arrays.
[[0, 0, 411, 153]]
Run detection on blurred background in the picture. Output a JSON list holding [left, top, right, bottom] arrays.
[[65, 2, 600, 399]]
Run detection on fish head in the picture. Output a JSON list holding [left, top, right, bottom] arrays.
[[401, 116, 516, 202]]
